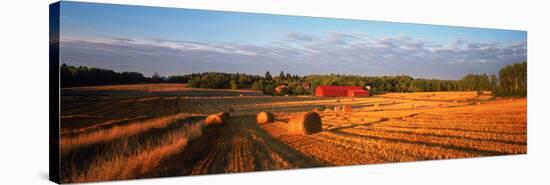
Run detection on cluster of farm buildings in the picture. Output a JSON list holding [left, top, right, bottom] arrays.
[[274, 83, 370, 97]]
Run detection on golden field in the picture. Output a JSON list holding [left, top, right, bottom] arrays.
[[60, 84, 526, 183]]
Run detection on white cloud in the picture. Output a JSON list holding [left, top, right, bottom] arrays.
[[62, 36, 258, 56], [283, 32, 318, 43], [60, 33, 527, 79]]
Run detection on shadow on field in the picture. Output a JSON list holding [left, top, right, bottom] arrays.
[[328, 118, 389, 131], [155, 114, 326, 177], [328, 129, 509, 156]]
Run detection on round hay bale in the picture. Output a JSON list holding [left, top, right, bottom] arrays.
[[343, 105, 352, 112], [216, 112, 230, 121], [256, 111, 275, 124], [288, 112, 322, 135], [204, 114, 226, 126]]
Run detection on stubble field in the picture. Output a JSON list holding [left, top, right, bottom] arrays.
[[59, 84, 527, 183]]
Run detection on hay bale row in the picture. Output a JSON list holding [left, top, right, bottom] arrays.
[[333, 105, 353, 112], [256, 111, 275, 124], [288, 112, 322, 135], [204, 112, 230, 126]]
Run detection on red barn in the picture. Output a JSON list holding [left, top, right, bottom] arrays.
[[315, 86, 369, 97]]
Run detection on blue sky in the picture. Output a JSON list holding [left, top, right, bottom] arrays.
[[59, 1, 527, 79]]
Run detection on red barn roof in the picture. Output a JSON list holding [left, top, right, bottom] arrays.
[[315, 86, 369, 97], [316, 86, 364, 91]]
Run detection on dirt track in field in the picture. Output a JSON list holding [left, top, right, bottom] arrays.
[[153, 115, 325, 177]]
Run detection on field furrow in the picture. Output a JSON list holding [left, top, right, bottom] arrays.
[[339, 127, 526, 154], [370, 125, 526, 144]]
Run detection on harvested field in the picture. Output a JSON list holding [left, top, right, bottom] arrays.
[[378, 91, 494, 101], [60, 84, 527, 183], [260, 98, 526, 164]]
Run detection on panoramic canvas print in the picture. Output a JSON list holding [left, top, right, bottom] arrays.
[[50, 1, 527, 183]]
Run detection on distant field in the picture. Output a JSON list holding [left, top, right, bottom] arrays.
[[378, 91, 493, 101], [62, 83, 266, 98], [60, 84, 527, 183]]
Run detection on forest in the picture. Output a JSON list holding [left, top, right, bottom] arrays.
[[60, 62, 526, 97]]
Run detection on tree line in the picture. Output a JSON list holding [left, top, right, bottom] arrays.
[[59, 61, 526, 97], [61, 64, 151, 87], [494, 62, 527, 96]]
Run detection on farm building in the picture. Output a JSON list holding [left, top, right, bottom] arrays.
[[302, 83, 311, 90], [274, 85, 289, 95], [315, 86, 369, 97]]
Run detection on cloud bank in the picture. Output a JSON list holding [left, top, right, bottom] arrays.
[[60, 32, 526, 79]]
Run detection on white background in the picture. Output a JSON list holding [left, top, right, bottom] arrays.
[[0, 0, 548, 184]]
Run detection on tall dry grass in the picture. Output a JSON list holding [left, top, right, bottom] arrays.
[[65, 121, 204, 183], [60, 113, 200, 154]]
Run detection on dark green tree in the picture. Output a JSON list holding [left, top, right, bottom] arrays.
[[489, 74, 498, 92], [229, 80, 238, 90], [497, 62, 527, 96], [265, 71, 272, 81]]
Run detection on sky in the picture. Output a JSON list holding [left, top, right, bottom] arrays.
[[58, 1, 527, 80]]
